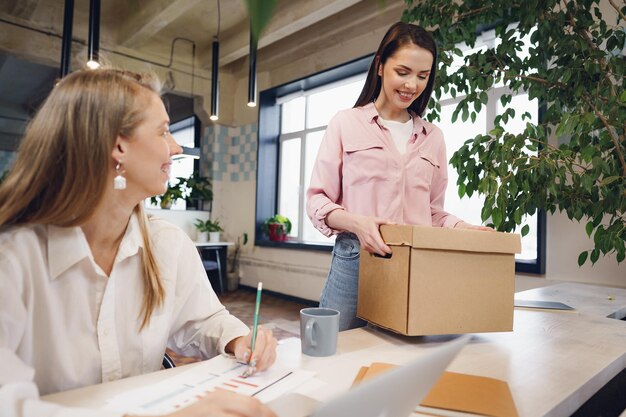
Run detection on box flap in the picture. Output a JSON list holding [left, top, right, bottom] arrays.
[[380, 225, 521, 254]]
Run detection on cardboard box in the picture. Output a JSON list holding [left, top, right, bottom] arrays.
[[357, 225, 521, 335]]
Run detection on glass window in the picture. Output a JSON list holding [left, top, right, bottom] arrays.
[[278, 137, 302, 237], [275, 74, 366, 244], [146, 116, 199, 210]]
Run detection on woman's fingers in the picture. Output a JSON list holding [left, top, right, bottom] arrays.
[[249, 329, 277, 372]]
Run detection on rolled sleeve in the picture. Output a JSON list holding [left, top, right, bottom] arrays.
[[306, 115, 346, 237]]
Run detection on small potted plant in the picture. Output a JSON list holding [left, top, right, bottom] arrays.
[[150, 177, 186, 209], [262, 214, 292, 242], [194, 218, 223, 243], [185, 172, 213, 211]]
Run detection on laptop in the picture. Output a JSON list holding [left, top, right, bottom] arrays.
[[268, 335, 470, 417]]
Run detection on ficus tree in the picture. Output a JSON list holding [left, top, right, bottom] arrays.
[[403, 0, 625, 265]]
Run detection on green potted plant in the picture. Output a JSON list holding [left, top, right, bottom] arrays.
[[404, 1, 625, 265], [262, 214, 292, 242], [194, 218, 223, 243], [150, 177, 186, 209], [185, 172, 213, 211]]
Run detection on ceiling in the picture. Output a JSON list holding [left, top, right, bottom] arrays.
[[0, 0, 405, 151]]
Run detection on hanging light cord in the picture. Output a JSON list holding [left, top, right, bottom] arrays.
[[165, 37, 196, 99], [216, 0, 221, 40]]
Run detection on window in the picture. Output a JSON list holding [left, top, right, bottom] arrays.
[[256, 30, 545, 273], [146, 115, 200, 210], [276, 75, 366, 245], [436, 26, 545, 272]]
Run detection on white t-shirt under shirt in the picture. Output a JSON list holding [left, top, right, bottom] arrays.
[[378, 116, 414, 155]]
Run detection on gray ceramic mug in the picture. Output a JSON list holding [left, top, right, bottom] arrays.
[[300, 307, 340, 357]]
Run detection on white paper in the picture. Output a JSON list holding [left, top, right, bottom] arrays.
[[104, 338, 315, 415]]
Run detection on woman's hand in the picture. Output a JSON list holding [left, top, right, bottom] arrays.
[[351, 214, 394, 256], [160, 389, 277, 417], [454, 221, 494, 232], [326, 210, 393, 256], [227, 327, 277, 374]]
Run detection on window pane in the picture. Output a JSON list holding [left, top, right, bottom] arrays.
[[302, 131, 335, 244], [307, 77, 365, 129], [497, 92, 539, 260], [281, 97, 305, 133], [439, 101, 487, 226], [278, 138, 301, 237], [497, 93, 538, 133], [172, 125, 195, 148]]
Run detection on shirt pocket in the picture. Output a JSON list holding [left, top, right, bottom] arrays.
[[343, 142, 389, 186], [407, 149, 440, 190]]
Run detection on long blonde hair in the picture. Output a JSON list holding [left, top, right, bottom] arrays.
[[0, 68, 165, 329]]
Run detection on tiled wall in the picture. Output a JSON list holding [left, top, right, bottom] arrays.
[[203, 124, 258, 182], [0, 150, 15, 174]]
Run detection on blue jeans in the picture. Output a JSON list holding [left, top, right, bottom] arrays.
[[320, 233, 367, 331]]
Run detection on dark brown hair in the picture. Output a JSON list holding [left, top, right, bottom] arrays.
[[354, 22, 437, 116]]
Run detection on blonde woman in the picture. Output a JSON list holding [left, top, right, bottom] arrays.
[[0, 69, 277, 417]]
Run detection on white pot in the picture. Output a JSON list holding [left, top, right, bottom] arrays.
[[209, 232, 221, 243], [196, 231, 208, 243]]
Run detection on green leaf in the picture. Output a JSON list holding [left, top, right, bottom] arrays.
[[600, 176, 619, 186], [244, 0, 277, 42], [578, 251, 588, 266], [585, 221, 594, 237], [521, 224, 529, 237], [590, 249, 600, 264], [458, 183, 466, 198]]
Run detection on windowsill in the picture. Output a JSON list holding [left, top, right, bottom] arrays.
[[255, 238, 332, 252], [255, 237, 542, 273]]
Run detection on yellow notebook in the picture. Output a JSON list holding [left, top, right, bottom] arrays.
[[353, 363, 518, 417]]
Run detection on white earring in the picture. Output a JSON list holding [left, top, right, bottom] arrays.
[[114, 161, 126, 190]]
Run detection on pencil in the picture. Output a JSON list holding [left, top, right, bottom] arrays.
[[248, 281, 263, 372], [241, 282, 263, 378]]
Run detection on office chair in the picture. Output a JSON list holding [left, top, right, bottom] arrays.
[[162, 352, 176, 369], [201, 248, 225, 294]]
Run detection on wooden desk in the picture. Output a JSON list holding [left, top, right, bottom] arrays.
[[43, 307, 626, 417], [194, 241, 233, 294]]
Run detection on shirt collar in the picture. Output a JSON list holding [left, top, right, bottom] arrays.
[[47, 212, 144, 280], [361, 102, 432, 135]]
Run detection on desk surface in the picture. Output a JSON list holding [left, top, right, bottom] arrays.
[[44, 307, 626, 417], [516, 281, 626, 319]]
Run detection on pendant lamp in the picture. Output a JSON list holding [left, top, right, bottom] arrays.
[[86, 0, 100, 69]]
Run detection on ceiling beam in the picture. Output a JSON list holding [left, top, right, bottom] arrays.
[[216, 0, 364, 68], [117, 0, 204, 48]]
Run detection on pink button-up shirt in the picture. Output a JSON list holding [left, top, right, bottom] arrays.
[[307, 102, 461, 237]]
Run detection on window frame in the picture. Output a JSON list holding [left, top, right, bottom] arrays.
[[255, 54, 546, 274]]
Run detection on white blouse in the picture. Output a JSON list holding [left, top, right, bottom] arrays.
[[0, 214, 250, 417]]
